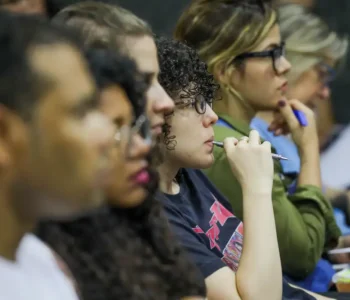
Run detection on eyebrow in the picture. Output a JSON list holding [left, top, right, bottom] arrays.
[[263, 42, 281, 50]]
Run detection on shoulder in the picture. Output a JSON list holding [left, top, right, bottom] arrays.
[[19, 234, 80, 297]]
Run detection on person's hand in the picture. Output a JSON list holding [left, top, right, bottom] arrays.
[[268, 99, 318, 149], [223, 130, 273, 194]]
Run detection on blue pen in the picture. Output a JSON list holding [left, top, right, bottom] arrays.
[[293, 109, 308, 127]]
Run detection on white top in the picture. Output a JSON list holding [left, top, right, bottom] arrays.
[[0, 233, 79, 300], [321, 124, 350, 189]]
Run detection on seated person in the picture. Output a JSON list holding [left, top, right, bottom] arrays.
[[0, 12, 114, 300], [155, 36, 337, 300]]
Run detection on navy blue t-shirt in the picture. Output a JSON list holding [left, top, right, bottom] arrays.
[[160, 168, 316, 300]]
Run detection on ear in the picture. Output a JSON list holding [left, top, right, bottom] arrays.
[[213, 62, 241, 89], [0, 105, 27, 170]]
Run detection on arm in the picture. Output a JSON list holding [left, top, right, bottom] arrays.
[[208, 146, 339, 278], [207, 119, 340, 279], [223, 131, 282, 300]]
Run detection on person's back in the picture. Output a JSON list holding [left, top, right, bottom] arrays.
[[0, 234, 78, 300]]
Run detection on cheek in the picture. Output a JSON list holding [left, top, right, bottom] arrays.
[[240, 62, 275, 96], [290, 80, 319, 104], [146, 84, 158, 114]]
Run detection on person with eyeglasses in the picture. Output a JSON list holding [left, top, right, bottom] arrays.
[[175, 0, 341, 294], [249, 3, 349, 293], [37, 48, 207, 300]]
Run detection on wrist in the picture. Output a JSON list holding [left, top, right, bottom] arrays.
[[298, 140, 319, 157], [241, 184, 272, 198]]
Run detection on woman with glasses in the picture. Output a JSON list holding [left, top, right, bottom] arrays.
[[175, 0, 341, 287], [37, 48, 206, 300], [249, 3, 349, 292]]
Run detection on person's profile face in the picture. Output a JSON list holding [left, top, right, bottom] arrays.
[[158, 87, 218, 170], [124, 35, 174, 139], [99, 84, 151, 208], [26, 43, 114, 219], [227, 25, 291, 112]]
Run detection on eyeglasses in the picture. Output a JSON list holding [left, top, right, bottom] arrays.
[[114, 114, 152, 155], [234, 42, 286, 73], [175, 94, 212, 114], [317, 62, 336, 86]]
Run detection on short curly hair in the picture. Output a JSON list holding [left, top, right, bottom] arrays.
[[156, 36, 219, 105]]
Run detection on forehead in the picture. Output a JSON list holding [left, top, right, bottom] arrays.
[[254, 24, 281, 51], [124, 35, 159, 74], [30, 43, 95, 105], [99, 84, 133, 120]]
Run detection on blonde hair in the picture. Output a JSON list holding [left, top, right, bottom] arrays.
[[175, 0, 277, 108], [278, 3, 348, 82], [175, 0, 277, 73], [51, 1, 152, 52]]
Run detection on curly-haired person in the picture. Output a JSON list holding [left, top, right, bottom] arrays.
[[155, 36, 338, 300], [37, 48, 207, 300]]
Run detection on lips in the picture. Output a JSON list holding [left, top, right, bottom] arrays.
[[205, 136, 214, 143], [279, 81, 288, 92], [151, 122, 164, 136], [130, 168, 150, 185]]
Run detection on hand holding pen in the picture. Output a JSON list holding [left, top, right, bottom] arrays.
[[268, 99, 318, 149], [223, 130, 274, 193]]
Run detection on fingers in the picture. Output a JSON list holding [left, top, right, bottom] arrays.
[[248, 130, 260, 145], [288, 99, 313, 114], [223, 131, 262, 150], [261, 141, 272, 152], [277, 100, 299, 130], [223, 137, 239, 152]]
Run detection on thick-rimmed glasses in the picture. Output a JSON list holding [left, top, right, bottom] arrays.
[[175, 94, 212, 114], [114, 114, 152, 155], [234, 42, 286, 73]]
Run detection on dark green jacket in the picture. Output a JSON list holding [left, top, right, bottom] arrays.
[[204, 114, 341, 279]]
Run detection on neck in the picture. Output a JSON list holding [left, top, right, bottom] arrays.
[[157, 160, 180, 195], [0, 182, 36, 261], [214, 88, 256, 124], [255, 111, 275, 124]]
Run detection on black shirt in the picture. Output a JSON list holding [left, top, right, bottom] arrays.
[[160, 168, 317, 300]]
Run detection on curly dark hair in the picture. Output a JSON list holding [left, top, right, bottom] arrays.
[[156, 36, 219, 155], [36, 46, 206, 300], [156, 36, 219, 106]]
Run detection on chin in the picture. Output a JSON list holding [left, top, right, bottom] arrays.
[[108, 187, 147, 208], [193, 154, 215, 170]]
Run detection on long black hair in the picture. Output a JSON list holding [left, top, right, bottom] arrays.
[[36, 48, 206, 300]]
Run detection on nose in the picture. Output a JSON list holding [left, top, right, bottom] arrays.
[[127, 134, 151, 160], [318, 85, 331, 100], [277, 56, 292, 75], [203, 104, 218, 127], [148, 82, 174, 116]]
